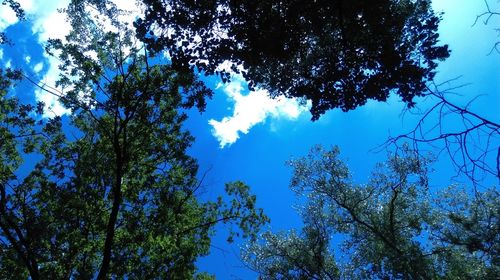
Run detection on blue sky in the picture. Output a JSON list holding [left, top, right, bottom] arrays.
[[188, 1, 500, 277], [1, 0, 499, 279]]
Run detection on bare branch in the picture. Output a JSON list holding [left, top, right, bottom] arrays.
[[383, 79, 499, 186], [473, 0, 500, 54]]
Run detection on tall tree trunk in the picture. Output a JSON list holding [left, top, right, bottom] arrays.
[[97, 128, 124, 280]]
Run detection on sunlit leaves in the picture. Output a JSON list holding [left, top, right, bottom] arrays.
[[0, 0, 266, 278], [244, 146, 499, 279]]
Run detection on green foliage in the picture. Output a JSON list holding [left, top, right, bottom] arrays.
[[136, 0, 449, 119], [243, 229, 339, 280], [0, 69, 47, 279], [243, 146, 499, 279], [0, 0, 25, 44], [431, 186, 500, 279], [223, 181, 270, 243], [0, 1, 268, 279]]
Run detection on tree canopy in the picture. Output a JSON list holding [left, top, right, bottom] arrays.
[[136, 0, 450, 119], [0, 1, 497, 279], [243, 146, 499, 279], [0, 0, 25, 44], [0, 1, 268, 278]]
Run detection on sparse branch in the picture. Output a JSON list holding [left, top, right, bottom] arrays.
[[384, 79, 500, 186], [0, 183, 39, 279], [473, 0, 500, 26], [175, 215, 241, 238], [473, 0, 500, 54]]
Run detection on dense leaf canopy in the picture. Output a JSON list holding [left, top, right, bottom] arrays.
[[243, 146, 499, 279], [136, 0, 450, 119], [1, 1, 496, 279], [0, 1, 268, 279]]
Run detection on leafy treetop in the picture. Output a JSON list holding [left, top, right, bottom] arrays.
[[0, 0, 25, 44], [243, 146, 499, 279], [136, 0, 450, 119], [0, 1, 268, 279]]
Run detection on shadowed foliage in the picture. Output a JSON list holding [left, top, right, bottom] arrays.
[[0, 1, 268, 279], [136, 0, 450, 119]]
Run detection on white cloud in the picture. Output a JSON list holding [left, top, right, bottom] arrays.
[[34, 54, 71, 118], [0, 0, 36, 30], [1, 0, 148, 118], [33, 7, 70, 42], [0, 1, 74, 119], [35, 88, 71, 118], [25, 0, 143, 117], [0, 4, 19, 31], [21, 0, 70, 116], [112, 0, 142, 24], [208, 75, 309, 148], [33, 61, 43, 73], [0, 0, 69, 117], [18, 0, 34, 12]]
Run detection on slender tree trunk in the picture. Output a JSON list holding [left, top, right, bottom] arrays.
[[96, 167, 122, 280], [96, 127, 124, 280]]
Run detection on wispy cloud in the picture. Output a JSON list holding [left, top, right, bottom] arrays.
[[0, 1, 20, 30], [6, 1, 309, 138], [24, 0, 71, 117], [9, 0, 142, 117], [209, 75, 309, 148]]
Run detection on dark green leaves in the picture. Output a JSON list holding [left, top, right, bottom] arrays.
[[137, 0, 449, 119], [223, 181, 270, 242], [0, 1, 266, 278], [0, 0, 25, 44]]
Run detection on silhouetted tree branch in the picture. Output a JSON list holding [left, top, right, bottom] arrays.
[[474, 0, 500, 54], [385, 77, 499, 185], [385, 1, 500, 186]]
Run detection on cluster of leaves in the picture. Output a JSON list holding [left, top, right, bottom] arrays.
[[0, 0, 25, 44], [1, 0, 497, 279], [0, 1, 268, 279], [136, 0, 450, 119], [243, 146, 499, 279]]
